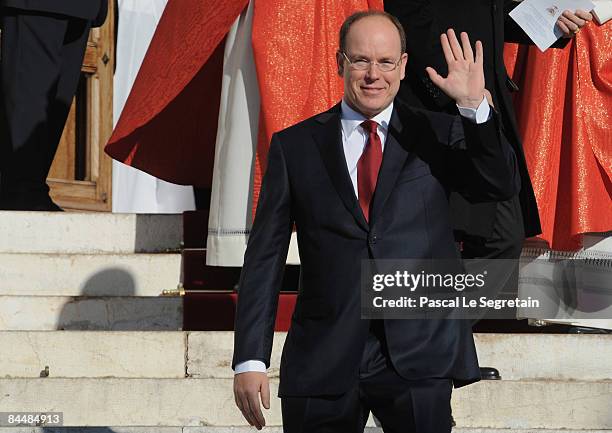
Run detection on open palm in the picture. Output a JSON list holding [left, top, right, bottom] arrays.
[[426, 29, 485, 109]]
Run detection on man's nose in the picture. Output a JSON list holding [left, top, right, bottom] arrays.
[[365, 62, 381, 80]]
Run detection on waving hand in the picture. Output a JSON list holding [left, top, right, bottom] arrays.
[[426, 29, 486, 109]]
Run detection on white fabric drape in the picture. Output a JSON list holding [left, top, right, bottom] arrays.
[[206, 1, 300, 266], [112, 0, 196, 214]]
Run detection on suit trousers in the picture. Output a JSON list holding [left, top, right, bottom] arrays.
[[281, 320, 453, 433], [0, 8, 91, 204]]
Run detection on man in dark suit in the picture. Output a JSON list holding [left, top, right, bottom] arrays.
[[385, 0, 592, 382], [0, 0, 108, 210], [384, 0, 592, 261], [232, 11, 518, 433]]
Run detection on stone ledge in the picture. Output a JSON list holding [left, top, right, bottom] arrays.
[[0, 212, 182, 254], [187, 332, 612, 381], [0, 296, 182, 330], [0, 331, 186, 378], [1, 429, 611, 433], [0, 379, 609, 428], [0, 253, 181, 297]]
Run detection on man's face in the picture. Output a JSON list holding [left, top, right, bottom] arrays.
[[337, 16, 407, 118]]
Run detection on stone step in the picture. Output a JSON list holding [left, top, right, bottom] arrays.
[[187, 332, 612, 381], [473, 333, 612, 380], [0, 253, 181, 296], [0, 430, 610, 433], [0, 430, 609, 433], [0, 430, 186, 433], [583, 233, 612, 252], [0, 296, 182, 330], [2, 331, 610, 379], [0, 212, 182, 254], [453, 431, 611, 433], [0, 331, 186, 378], [0, 378, 609, 428]]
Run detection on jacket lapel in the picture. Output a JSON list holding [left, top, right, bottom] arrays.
[[370, 106, 410, 224], [313, 104, 369, 231]]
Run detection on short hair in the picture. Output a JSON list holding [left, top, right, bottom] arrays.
[[339, 10, 407, 55]]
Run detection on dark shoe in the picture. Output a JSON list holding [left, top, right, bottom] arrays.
[[480, 366, 501, 380], [568, 326, 610, 334]]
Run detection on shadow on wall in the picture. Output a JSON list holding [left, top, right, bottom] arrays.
[[56, 268, 182, 330]]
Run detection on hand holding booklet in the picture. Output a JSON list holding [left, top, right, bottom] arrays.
[[509, 0, 595, 51]]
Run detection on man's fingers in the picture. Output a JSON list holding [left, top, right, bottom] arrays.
[[236, 392, 255, 426], [426, 67, 445, 89], [234, 373, 269, 429], [446, 29, 464, 61], [558, 15, 580, 33], [261, 379, 271, 410], [556, 19, 571, 36], [574, 9, 593, 22], [233, 384, 247, 421], [237, 394, 256, 426], [562, 10, 587, 27], [474, 40, 483, 66], [460, 32, 474, 63], [440, 33, 455, 65], [247, 393, 266, 429]]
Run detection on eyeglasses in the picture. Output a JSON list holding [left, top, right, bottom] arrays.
[[341, 52, 402, 72]]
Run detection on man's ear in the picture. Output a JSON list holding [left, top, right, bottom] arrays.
[[399, 53, 408, 80], [336, 51, 344, 76]]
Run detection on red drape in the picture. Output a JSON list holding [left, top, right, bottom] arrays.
[[106, 0, 382, 195], [105, 0, 248, 187], [504, 23, 612, 250]]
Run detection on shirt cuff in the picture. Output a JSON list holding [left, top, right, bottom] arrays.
[[457, 96, 491, 124], [234, 360, 267, 374]]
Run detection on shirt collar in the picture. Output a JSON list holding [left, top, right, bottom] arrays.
[[340, 99, 393, 138]]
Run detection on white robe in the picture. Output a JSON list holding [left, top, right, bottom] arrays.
[[206, 1, 299, 266], [112, 0, 195, 214]]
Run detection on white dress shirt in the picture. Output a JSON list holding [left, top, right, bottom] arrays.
[[341, 100, 393, 197], [233, 97, 490, 375]]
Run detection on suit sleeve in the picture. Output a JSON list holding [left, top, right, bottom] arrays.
[[454, 111, 520, 201], [232, 134, 293, 369], [411, 106, 519, 202]]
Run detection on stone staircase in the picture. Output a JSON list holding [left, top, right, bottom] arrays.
[[0, 212, 183, 331], [0, 331, 610, 431], [0, 211, 610, 433]]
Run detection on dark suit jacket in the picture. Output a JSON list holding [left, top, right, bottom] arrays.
[[385, 0, 548, 238], [232, 100, 518, 397], [1, 0, 108, 27]]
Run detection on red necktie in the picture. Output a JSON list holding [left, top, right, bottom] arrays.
[[357, 120, 383, 222]]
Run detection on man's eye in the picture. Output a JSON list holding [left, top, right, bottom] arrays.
[[354, 60, 369, 66]]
